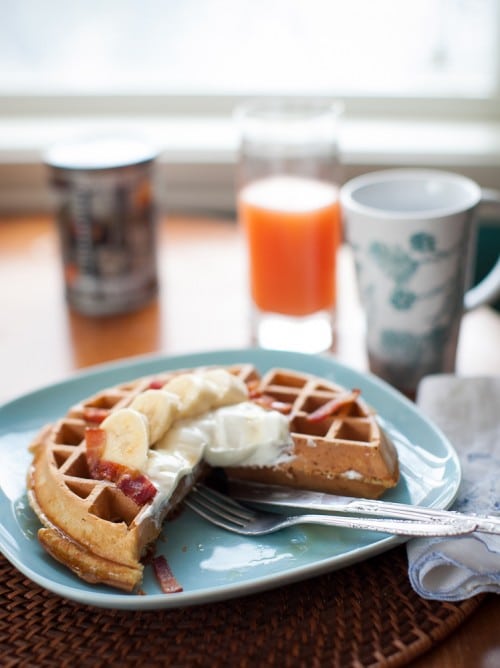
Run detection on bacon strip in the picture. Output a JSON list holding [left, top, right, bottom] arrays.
[[148, 379, 165, 389], [247, 379, 261, 398], [153, 555, 183, 593], [252, 394, 293, 414], [82, 407, 111, 424], [84, 427, 157, 505], [117, 472, 157, 505], [85, 427, 106, 472], [307, 389, 361, 423]]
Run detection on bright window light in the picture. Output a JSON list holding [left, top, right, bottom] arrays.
[[0, 0, 498, 99]]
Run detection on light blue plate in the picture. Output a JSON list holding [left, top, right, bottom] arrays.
[[0, 348, 460, 610]]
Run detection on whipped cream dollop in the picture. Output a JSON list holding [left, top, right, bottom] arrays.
[[142, 400, 292, 522], [153, 401, 291, 469]]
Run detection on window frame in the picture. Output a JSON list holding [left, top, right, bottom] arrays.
[[2, 91, 500, 121]]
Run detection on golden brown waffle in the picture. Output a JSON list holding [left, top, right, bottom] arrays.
[[227, 368, 399, 498], [27, 364, 258, 592], [27, 364, 398, 593]]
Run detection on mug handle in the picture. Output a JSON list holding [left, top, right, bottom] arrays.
[[464, 188, 500, 311]]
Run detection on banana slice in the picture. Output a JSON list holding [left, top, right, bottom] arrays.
[[164, 373, 219, 419], [100, 408, 149, 471], [130, 390, 179, 444], [202, 369, 248, 406]]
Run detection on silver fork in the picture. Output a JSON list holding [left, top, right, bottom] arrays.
[[184, 485, 484, 538]]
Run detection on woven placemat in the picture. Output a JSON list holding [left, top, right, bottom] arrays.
[[0, 546, 482, 668]]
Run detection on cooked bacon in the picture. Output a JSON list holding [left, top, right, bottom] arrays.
[[148, 379, 165, 389], [252, 394, 293, 414], [92, 458, 124, 482], [118, 472, 157, 505], [247, 379, 261, 398], [307, 389, 361, 422], [152, 555, 183, 593], [85, 427, 106, 473], [85, 427, 156, 505], [82, 407, 110, 424]]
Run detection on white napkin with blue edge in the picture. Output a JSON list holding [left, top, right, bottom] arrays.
[[407, 375, 500, 600]]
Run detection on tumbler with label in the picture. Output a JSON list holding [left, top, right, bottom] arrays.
[[236, 99, 343, 353], [45, 137, 159, 317]]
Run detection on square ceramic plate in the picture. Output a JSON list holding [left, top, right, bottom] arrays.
[[0, 349, 460, 610]]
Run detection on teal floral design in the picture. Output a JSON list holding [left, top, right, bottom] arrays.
[[378, 326, 452, 387], [365, 231, 466, 322], [356, 228, 469, 389], [380, 330, 420, 364], [410, 232, 436, 253], [368, 242, 418, 282], [390, 289, 417, 310]]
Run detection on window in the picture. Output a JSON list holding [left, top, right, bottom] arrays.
[[1, 0, 499, 110], [1, 0, 499, 214]]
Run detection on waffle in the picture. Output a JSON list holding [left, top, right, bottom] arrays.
[[227, 368, 399, 499], [27, 364, 398, 593]]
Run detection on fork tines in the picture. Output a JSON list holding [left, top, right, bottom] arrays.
[[184, 484, 256, 528]]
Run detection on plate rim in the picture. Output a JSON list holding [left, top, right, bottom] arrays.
[[0, 348, 461, 610]]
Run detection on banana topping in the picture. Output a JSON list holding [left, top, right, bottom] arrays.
[[163, 373, 219, 419], [99, 369, 252, 469], [100, 408, 150, 471], [201, 369, 248, 407], [130, 389, 180, 444]]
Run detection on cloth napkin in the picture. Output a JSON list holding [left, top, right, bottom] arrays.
[[406, 375, 500, 600]]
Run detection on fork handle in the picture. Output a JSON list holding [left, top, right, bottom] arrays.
[[283, 514, 481, 537], [335, 500, 500, 534], [229, 482, 500, 535]]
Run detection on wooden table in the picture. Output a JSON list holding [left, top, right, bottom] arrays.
[[1, 214, 499, 667]]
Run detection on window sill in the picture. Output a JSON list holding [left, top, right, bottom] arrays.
[[1, 115, 500, 214]]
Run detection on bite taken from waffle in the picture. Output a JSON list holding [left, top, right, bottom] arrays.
[[27, 365, 399, 593]]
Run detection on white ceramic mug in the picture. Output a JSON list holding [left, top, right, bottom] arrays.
[[340, 169, 500, 395]]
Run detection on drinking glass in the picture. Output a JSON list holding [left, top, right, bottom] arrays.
[[236, 99, 343, 353]]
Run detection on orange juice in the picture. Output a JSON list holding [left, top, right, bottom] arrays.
[[239, 175, 341, 317]]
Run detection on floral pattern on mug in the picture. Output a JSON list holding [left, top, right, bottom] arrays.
[[341, 168, 500, 392], [410, 232, 436, 253], [361, 231, 469, 385], [390, 289, 417, 310], [368, 242, 418, 283]]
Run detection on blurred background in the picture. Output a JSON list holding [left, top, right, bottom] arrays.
[[1, 0, 499, 216]]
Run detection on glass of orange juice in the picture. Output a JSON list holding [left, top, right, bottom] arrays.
[[236, 99, 343, 353]]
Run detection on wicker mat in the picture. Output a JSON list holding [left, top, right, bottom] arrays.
[[0, 546, 482, 668]]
